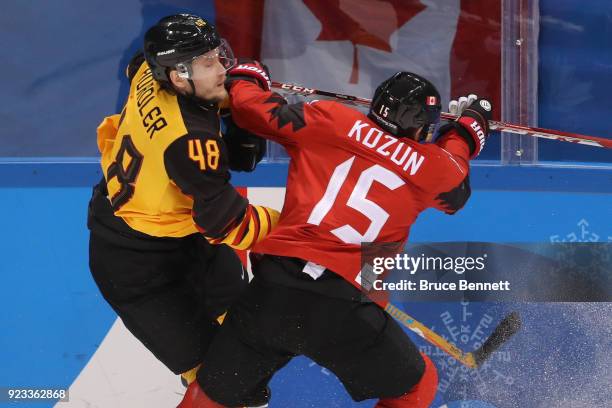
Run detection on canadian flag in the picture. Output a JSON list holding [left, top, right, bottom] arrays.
[[215, 0, 500, 111]]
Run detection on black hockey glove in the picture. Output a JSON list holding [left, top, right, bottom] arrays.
[[225, 59, 271, 92], [438, 95, 493, 158], [223, 116, 267, 172]]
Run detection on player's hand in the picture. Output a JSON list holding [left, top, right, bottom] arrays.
[[226, 59, 271, 91], [223, 116, 266, 172], [451, 94, 493, 136], [440, 94, 493, 158], [449, 94, 478, 116]]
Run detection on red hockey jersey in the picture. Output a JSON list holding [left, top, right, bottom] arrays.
[[229, 81, 474, 290]]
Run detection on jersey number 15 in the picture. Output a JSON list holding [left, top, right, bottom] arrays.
[[307, 156, 405, 244]]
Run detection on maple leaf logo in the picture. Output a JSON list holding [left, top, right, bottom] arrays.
[[264, 93, 307, 131], [304, 0, 426, 83]]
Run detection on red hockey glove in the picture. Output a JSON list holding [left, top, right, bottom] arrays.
[[439, 95, 493, 158], [226, 59, 271, 92]]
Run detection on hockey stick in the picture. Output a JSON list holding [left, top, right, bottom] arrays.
[[272, 81, 612, 149], [384, 303, 521, 369]]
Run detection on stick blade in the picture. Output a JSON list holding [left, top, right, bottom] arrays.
[[473, 311, 522, 367]]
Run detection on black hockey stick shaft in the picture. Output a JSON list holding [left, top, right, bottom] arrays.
[[272, 81, 612, 149], [385, 303, 521, 368]]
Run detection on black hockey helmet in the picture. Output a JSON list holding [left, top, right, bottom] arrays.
[[368, 72, 442, 141], [143, 14, 232, 84]]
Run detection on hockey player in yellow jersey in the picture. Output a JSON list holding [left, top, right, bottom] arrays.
[[87, 14, 278, 396]]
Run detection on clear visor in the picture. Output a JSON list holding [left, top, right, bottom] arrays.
[[175, 38, 235, 80]]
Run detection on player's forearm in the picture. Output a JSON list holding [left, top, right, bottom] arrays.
[[164, 133, 262, 242], [435, 131, 471, 171], [434, 175, 471, 215], [229, 81, 293, 143], [189, 184, 249, 237], [205, 204, 279, 250]]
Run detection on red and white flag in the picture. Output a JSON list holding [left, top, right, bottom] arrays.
[[216, 0, 500, 112]]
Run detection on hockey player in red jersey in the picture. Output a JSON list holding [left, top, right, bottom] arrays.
[[178, 62, 493, 408]]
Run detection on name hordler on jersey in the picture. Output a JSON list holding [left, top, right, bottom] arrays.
[[135, 68, 168, 138]]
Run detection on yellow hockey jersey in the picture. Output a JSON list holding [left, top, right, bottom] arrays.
[[95, 61, 277, 246]]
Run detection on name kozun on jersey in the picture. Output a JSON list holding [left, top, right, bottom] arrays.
[[347, 120, 425, 176], [135, 69, 168, 138]]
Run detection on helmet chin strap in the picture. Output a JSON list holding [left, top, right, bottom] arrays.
[[183, 79, 218, 111], [187, 79, 197, 97]]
